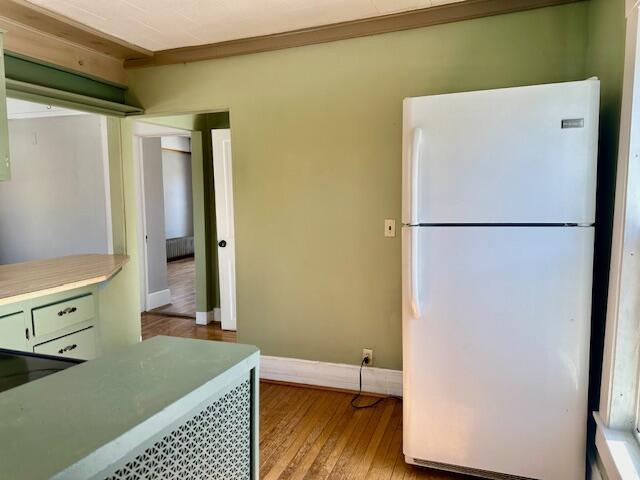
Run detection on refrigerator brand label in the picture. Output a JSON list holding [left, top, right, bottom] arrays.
[[561, 118, 584, 129]]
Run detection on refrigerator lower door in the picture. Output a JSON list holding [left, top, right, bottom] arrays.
[[402, 226, 593, 480]]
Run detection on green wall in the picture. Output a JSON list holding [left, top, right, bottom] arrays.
[[125, 4, 590, 370], [98, 117, 142, 350], [144, 114, 198, 131]]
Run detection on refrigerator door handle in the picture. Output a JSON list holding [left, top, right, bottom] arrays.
[[410, 227, 421, 318], [410, 128, 423, 225]]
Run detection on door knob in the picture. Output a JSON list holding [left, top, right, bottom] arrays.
[[218, 240, 227, 248]]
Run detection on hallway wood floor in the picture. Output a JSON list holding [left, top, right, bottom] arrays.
[[151, 256, 196, 317], [140, 315, 470, 480], [141, 311, 236, 342]]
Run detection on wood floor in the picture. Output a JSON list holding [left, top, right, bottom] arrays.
[[140, 316, 470, 480], [151, 257, 196, 317], [141, 311, 236, 342], [260, 382, 472, 480]]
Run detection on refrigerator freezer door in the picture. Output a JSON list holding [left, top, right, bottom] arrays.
[[402, 80, 599, 225], [402, 226, 593, 480]]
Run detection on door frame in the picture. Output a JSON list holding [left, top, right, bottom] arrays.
[[99, 116, 114, 254], [132, 121, 191, 313], [211, 128, 237, 331]]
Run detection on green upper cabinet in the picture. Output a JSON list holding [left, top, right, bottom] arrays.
[[0, 33, 9, 181]]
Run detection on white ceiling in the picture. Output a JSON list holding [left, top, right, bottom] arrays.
[[24, 0, 465, 52]]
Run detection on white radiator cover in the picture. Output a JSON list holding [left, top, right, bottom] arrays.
[[104, 379, 251, 480]]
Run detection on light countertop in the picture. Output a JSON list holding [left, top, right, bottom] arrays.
[[0, 254, 129, 306], [0, 336, 260, 479]]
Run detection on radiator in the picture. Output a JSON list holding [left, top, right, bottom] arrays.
[[166, 236, 194, 260]]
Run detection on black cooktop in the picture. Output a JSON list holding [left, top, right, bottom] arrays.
[[0, 349, 83, 394]]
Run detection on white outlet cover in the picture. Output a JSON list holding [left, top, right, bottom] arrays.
[[384, 219, 396, 237], [362, 348, 374, 364]]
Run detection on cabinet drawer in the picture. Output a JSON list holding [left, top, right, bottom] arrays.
[[32, 294, 95, 337], [33, 327, 96, 360], [0, 312, 27, 351]]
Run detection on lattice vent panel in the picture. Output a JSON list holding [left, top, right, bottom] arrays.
[[105, 379, 251, 480]]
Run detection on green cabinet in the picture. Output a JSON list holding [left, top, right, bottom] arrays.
[[33, 326, 96, 360], [0, 286, 99, 359], [32, 294, 95, 337], [0, 312, 27, 350], [0, 32, 10, 181]]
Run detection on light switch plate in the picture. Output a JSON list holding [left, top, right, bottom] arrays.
[[384, 219, 396, 237]]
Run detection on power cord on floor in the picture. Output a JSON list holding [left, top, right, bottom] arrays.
[[350, 357, 402, 409]]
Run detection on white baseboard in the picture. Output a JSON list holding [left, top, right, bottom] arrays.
[[214, 308, 221, 322], [196, 310, 214, 325], [147, 289, 171, 311], [260, 355, 402, 397]]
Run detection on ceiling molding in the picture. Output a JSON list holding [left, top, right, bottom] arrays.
[[6, 78, 144, 116], [124, 0, 583, 69], [0, 0, 151, 60], [0, 17, 128, 85]]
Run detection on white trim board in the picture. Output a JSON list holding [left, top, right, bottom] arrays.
[[594, 412, 640, 480], [99, 116, 114, 255], [599, 2, 640, 431], [146, 289, 172, 311], [196, 310, 215, 325], [196, 308, 221, 326], [133, 121, 191, 138], [260, 355, 402, 397], [132, 134, 148, 313]]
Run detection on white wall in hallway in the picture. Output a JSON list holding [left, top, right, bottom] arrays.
[[142, 137, 169, 296], [162, 149, 193, 240], [0, 114, 109, 263]]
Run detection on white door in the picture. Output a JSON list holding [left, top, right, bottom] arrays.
[[212, 129, 237, 331], [402, 79, 600, 225], [402, 225, 593, 480]]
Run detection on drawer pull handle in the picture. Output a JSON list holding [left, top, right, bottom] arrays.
[[58, 344, 77, 355], [57, 307, 77, 316]]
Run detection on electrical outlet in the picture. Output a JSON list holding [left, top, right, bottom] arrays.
[[362, 348, 373, 365]]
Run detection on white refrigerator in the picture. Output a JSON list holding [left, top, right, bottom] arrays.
[[402, 79, 599, 480]]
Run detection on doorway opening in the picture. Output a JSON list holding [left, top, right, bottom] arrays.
[[156, 135, 198, 318], [132, 122, 195, 319], [134, 112, 237, 342]]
